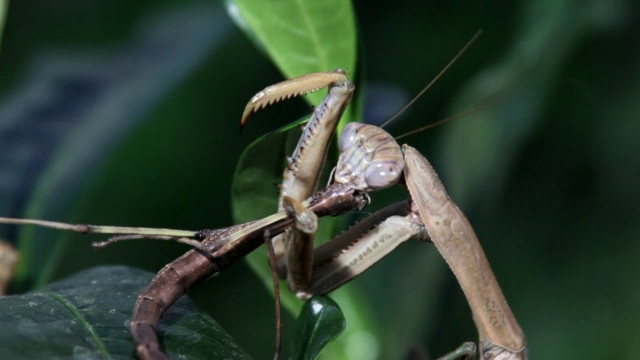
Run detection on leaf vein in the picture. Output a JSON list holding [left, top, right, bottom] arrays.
[[46, 292, 111, 360]]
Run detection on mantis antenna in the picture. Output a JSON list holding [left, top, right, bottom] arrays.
[[394, 98, 502, 141], [379, 29, 483, 129]]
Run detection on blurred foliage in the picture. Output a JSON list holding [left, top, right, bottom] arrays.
[[0, 0, 638, 359], [0, 1, 6, 56]]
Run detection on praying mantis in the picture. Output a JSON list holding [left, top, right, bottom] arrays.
[[236, 68, 527, 359], [131, 52, 526, 357], [0, 38, 527, 360]]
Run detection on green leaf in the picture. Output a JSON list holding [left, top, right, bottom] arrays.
[[291, 296, 345, 360], [225, 0, 358, 125], [225, 0, 357, 86], [232, 121, 303, 226], [0, 266, 251, 359]]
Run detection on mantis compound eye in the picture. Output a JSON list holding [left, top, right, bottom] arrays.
[[364, 160, 403, 190]]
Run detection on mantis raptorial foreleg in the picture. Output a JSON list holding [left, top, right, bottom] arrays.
[[242, 69, 355, 296], [243, 70, 527, 359]]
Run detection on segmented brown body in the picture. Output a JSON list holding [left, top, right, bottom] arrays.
[[131, 223, 256, 360], [131, 184, 366, 359]]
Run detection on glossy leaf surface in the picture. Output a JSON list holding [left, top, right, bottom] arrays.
[[291, 296, 346, 360], [226, 0, 357, 120], [0, 266, 251, 359]]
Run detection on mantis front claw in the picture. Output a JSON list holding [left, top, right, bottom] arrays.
[[240, 69, 349, 128], [242, 70, 355, 296]]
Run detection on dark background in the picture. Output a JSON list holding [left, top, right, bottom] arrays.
[[0, 1, 638, 359]]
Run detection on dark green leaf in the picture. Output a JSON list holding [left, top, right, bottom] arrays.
[[291, 296, 345, 360], [0, 266, 251, 359], [231, 120, 300, 316], [232, 121, 304, 226]]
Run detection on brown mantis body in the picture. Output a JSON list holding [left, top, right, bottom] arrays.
[[238, 67, 527, 358]]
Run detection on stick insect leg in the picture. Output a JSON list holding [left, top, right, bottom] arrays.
[[0, 217, 197, 238], [92, 234, 206, 250]]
